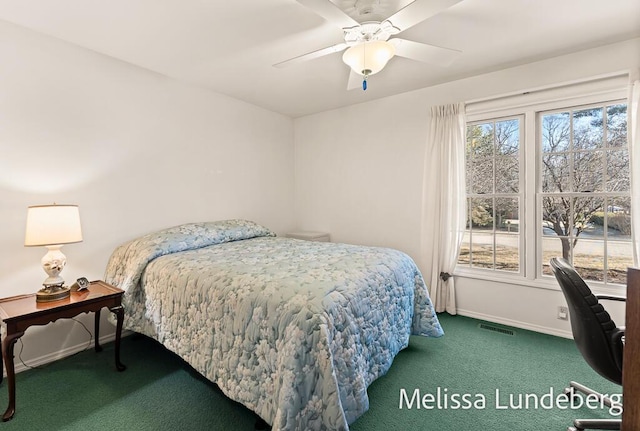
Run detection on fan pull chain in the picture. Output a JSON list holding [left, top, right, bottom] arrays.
[[362, 42, 367, 91]]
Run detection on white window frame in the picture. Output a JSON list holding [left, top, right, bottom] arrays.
[[456, 75, 629, 293]]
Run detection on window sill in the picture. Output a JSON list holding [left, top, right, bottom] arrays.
[[453, 267, 626, 296]]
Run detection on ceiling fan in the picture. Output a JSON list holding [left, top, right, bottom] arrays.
[[274, 0, 463, 90]]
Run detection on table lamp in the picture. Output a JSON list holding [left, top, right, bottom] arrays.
[[24, 204, 83, 302]]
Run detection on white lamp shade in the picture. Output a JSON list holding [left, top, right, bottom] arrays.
[[24, 204, 83, 247], [342, 41, 395, 76]]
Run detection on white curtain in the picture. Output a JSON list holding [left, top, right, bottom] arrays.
[[420, 103, 467, 314], [630, 74, 640, 266]]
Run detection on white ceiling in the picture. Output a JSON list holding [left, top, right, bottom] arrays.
[[1, 0, 639, 118]]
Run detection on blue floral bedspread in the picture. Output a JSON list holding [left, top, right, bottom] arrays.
[[104, 220, 442, 431]]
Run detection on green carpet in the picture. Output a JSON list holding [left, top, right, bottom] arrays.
[[0, 314, 621, 430]]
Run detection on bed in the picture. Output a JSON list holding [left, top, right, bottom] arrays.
[[104, 219, 443, 431]]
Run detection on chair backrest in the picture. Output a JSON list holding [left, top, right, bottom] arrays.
[[550, 257, 623, 385]]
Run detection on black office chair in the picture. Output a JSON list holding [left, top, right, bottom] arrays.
[[550, 258, 625, 431]]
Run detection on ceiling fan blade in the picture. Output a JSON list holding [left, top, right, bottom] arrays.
[[297, 0, 360, 28], [389, 38, 461, 67], [347, 70, 362, 91], [274, 42, 348, 68], [386, 0, 463, 32]]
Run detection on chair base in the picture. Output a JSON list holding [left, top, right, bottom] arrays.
[[565, 381, 621, 431], [568, 419, 621, 431]]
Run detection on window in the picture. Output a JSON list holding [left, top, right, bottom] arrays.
[[459, 117, 523, 273], [458, 92, 632, 286], [540, 103, 632, 284]]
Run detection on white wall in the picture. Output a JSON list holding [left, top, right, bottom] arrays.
[[0, 20, 295, 369], [294, 37, 640, 337]]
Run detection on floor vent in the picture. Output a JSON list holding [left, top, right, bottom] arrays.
[[478, 323, 516, 336]]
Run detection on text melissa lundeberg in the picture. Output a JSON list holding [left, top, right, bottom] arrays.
[[399, 387, 622, 416]]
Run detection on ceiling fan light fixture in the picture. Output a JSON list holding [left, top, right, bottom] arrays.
[[342, 40, 395, 76]]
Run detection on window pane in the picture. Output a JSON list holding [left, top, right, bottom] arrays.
[[496, 234, 518, 272], [496, 119, 519, 156], [606, 149, 630, 191], [496, 197, 519, 232], [574, 197, 604, 239], [542, 112, 570, 152], [573, 108, 604, 150], [470, 241, 494, 269], [469, 123, 494, 157], [473, 157, 494, 194], [495, 156, 519, 193], [542, 196, 571, 237], [542, 154, 570, 192], [496, 197, 519, 272], [465, 197, 472, 228], [542, 235, 570, 275], [607, 241, 634, 285], [573, 150, 603, 192], [471, 198, 494, 229], [606, 197, 631, 240], [470, 198, 494, 269], [458, 231, 471, 267], [607, 104, 627, 148], [573, 239, 604, 282]]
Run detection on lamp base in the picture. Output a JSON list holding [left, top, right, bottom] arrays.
[[36, 284, 71, 303]]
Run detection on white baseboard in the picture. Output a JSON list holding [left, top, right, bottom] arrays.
[[455, 308, 573, 340], [9, 331, 128, 376]]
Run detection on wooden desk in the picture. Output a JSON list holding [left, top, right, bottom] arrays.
[[623, 267, 640, 430], [0, 280, 126, 421]]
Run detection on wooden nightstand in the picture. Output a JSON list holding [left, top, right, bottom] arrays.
[[0, 280, 126, 421], [286, 231, 331, 242]]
